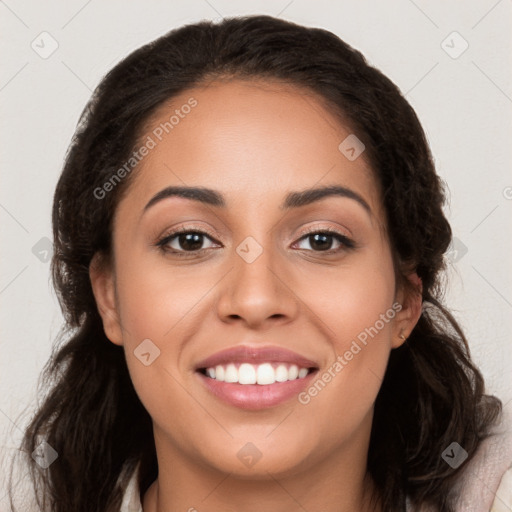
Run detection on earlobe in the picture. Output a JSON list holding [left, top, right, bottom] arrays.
[[392, 272, 423, 348], [89, 253, 123, 346]]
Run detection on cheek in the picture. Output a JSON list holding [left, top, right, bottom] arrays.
[[114, 250, 211, 344], [114, 257, 204, 441], [297, 253, 397, 424], [332, 270, 396, 348], [306, 250, 396, 350], [111, 247, 233, 428]]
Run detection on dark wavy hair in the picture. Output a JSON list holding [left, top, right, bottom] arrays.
[[8, 14, 501, 512]]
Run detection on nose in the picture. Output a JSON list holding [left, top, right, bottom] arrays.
[[215, 236, 299, 329]]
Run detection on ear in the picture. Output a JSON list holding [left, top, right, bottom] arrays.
[[391, 272, 423, 349], [89, 252, 123, 346]]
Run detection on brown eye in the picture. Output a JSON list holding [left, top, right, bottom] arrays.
[[174, 232, 207, 251], [156, 229, 219, 255], [304, 233, 336, 251], [294, 230, 355, 253]]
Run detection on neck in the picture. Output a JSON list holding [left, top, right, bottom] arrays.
[[142, 425, 381, 512]]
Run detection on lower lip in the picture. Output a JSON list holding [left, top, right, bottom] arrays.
[[196, 370, 317, 410]]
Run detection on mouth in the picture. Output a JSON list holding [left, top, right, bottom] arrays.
[[197, 362, 316, 384], [194, 345, 319, 410]]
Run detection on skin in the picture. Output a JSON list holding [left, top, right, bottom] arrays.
[[90, 79, 422, 512]]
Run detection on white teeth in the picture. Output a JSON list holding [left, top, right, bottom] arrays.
[[224, 363, 238, 383], [215, 365, 225, 382], [275, 364, 289, 382], [204, 362, 311, 385], [288, 364, 299, 380], [238, 363, 256, 384], [256, 363, 275, 385]]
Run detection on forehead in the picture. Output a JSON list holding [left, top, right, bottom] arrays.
[[117, 79, 383, 223]]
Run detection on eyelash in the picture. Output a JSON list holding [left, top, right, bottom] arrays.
[[154, 225, 355, 258]]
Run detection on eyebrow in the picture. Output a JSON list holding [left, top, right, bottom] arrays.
[[142, 184, 372, 216]]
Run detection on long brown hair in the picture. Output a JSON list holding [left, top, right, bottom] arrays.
[[9, 15, 501, 512]]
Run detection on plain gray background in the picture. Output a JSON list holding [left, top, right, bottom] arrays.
[[1, 1, 511, 508]]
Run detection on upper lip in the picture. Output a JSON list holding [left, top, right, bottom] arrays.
[[194, 345, 319, 370]]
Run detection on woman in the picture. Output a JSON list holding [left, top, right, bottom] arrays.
[[8, 14, 511, 512]]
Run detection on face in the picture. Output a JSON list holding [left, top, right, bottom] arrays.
[[90, 79, 420, 479]]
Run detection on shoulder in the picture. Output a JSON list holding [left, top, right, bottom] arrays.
[[451, 404, 512, 512], [120, 469, 143, 512], [406, 405, 512, 512], [492, 465, 512, 512]]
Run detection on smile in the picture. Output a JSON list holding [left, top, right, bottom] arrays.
[[200, 362, 312, 385], [194, 345, 320, 410]]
